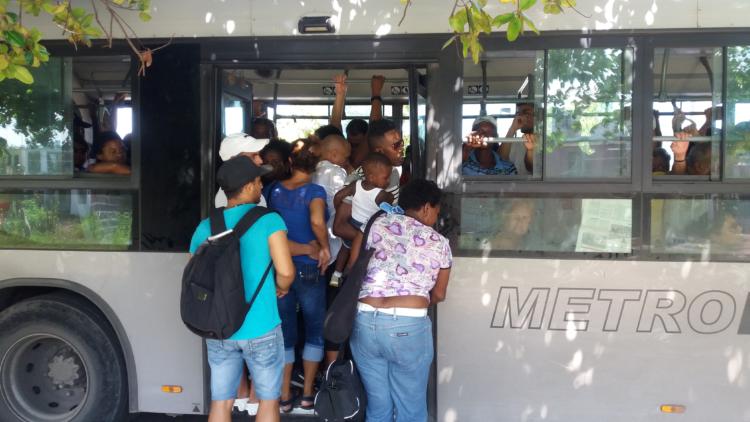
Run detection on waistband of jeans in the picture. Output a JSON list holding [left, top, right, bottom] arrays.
[[357, 302, 428, 317]]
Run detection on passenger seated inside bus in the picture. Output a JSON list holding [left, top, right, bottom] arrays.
[[73, 135, 92, 173], [87, 132, 131, 175], [652, 147, 670, 175], [491, 198, 535, 250]]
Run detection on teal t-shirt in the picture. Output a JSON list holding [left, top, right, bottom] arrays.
[[189, 204, 287, 340]]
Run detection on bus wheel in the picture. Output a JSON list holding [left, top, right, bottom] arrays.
[[0, 293, 127, 422]]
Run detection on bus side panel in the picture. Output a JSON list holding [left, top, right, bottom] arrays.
[[0, 250, 205, 415], [438, 258, 750, 422]]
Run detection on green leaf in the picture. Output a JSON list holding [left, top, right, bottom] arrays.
[[0, 55, 8, 70], [71, 7, 87, 19], [449, 8, 468, 33], [24, 51, 33, 65], [477, 0, 488, 6], [112, 0, 126, 5], [522, 15, 540, 34], [492, 12, 515, 27], [4, 30, 25, 48], [13, 65, 34, 84], [81, 14, 94, 27], [507, 16, 522, 41], [441, 34, 458, 50], [138, 11, 151, 22], [460, 34, 471, 58], [520, 0, 537, 10], [5, 11, 17, 23]]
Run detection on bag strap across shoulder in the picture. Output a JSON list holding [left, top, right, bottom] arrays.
[[360, 210, 386, 254], [209, 207, 227, 235], [233, 206, 276, 238]]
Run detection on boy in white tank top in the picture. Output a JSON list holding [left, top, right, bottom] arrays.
[[334, 153, 394, 232]]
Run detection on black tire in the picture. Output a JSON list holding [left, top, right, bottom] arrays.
[[0, 293, 128, 422]]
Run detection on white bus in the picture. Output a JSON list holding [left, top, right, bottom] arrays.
[[1, 1, 749, 421]]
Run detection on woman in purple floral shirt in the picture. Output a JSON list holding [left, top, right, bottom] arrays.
[[347, 179, 452, 422]]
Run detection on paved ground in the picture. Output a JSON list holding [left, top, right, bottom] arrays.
[[130, 412, 318, 421]]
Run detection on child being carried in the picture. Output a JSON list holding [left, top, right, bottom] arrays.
[[334, 152, 394, 234]]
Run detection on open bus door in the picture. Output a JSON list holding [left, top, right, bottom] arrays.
[[408, 66, 428, 181]]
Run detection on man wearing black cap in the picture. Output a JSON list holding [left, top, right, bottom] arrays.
[[189, 156, 295, 422]]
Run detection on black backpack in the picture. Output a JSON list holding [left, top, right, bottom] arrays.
[[314, 343, 366, 422], [323, 210, 384, 344], [181, 206, 275, 339]]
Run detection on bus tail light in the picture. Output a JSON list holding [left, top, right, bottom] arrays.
[[161, 385, 183, 393], [660, 404, 686, 414]]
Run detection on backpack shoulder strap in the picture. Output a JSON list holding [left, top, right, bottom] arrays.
[[209, 207, 227, 235], [233, 206, 277, 239], [360, 210, 386, 254]]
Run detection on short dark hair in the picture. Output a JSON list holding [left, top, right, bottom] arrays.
[[346, 119, 368, 137], [367, 119, 398, 150], [687, 143, 711, 175], [652, 147, 670, 174], [314, 125, 344, 140], [260, 139, 292, 163], [93, 131, 122, 155], [516, 102, 534, 109], [362, 152, 392, 172], [398, 179, 442, 211], [252, 117, 276, 139], [290, 139, 319, 174]]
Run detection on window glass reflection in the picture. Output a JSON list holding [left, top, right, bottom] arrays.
[[0, 190, 133, 250], [0, 58, 72, 176], [459, 197, 631, 253], [651, 197, 750, 257], [545, 48, 632, 179], [726, 46, 750, 179]]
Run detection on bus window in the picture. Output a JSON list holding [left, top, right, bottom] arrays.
[[726, 46, 750, 179], [544, 48, 632, 179], [652, 47, 722, 178], [0, 58, 72, 176], [650, 197, 750, 257], [0, 190, 134, 250], [461, 51, 543, 178], [458, 196, 632, 254]]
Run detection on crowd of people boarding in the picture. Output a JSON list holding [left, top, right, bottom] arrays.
[[190, 74, 453, 422]]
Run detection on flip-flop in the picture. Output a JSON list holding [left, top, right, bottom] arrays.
[[299, 395, 316, 410], [280, 394, 297, 413]]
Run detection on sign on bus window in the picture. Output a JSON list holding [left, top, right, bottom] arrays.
[[457, 196, 632, 254]]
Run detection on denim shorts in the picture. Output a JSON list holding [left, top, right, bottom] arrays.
[[206, 325, 284, 401]]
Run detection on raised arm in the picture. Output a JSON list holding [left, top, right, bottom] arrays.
[[333, 201, 359, 242], [330, 74, 347, 131], [369, 75, 385, 122]]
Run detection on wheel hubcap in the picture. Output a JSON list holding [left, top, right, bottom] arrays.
[[1, 334, 88, 421]]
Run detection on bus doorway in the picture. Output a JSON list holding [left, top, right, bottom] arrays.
[[209, 64, 430, 416]]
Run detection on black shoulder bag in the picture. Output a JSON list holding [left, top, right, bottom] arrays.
[[323, 210, 385, 344]]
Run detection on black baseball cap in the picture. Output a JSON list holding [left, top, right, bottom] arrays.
[[216, 155, 271, 192]]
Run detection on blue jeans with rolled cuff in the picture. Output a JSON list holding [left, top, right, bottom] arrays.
[[277, 262, 326, 363]]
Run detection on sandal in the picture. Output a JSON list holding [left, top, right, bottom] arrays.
[[299, 395, 316, 410], [280, 395, 297, 413]]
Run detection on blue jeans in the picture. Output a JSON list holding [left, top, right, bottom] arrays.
[[350, 309, 433, 422], [277, 262, 326, 363], [205, 325, 284, 401]]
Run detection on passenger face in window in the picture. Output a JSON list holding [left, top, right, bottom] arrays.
[[98, 139, 126, 164], [513, 103, 535, 134]]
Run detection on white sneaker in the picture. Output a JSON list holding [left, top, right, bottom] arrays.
[[245, 401, 259, 416], [233, 398, 248, 412]]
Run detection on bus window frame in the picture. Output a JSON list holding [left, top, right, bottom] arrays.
[[440, 32, 750, 262], [0, 48, 141, 251]]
